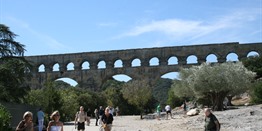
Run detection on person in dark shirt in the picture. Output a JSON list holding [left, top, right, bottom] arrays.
[[101, 107, 114, 131], [204, 108, 220, 131]]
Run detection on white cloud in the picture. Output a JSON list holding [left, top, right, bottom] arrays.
[[117, 8, 261, 44]]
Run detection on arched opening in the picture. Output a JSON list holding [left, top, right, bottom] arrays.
[[114, 59, 123, 68], [38, 64, 45, 72], [67, 62, 74, 71], [82, 61, 90, 70], [206, 54, 218, 63], [53, 63, 59, 71], [55, 77, 78, 87], [131, 58, 141, 67], [168, 56, 178, 65], [186, 55, 198, 64], [247, 51, 259, 57], [161, 72, 180, 80], [98, 60, 106, 69], [226, 53, 239, 62], [113, 74, 132, 82], [149, 57, 159, 66]]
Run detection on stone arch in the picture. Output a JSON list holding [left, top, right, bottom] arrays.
[[226, 52, 239, 62], [247, 51, 259, 57], [112, 74, 132, 82], [38, 64, 45, 72], [53, 63, 60, 71], [98, 60, 106, 69], [168, 56, 178, 65], [55, 77, 78, 87], [114, 59, 123, 68], [186, 55, 198, 64], [131, 58, 141, 67], [67, 62, 75, 71], [149, 57, 160, 66], [161, 72, 180, 80], [206, 54, 218, 63], [81, 61, 90, 70]]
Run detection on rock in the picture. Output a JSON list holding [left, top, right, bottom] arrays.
[[186, 108, 200, 116]]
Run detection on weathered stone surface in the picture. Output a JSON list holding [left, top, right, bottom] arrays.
[[25, 42, 262, 90]]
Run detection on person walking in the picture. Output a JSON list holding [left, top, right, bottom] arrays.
[[94, 108, 99, 126], [16, 111, 34, 131], [47, 110, 63, 131], [204, 108, 220, 131], [165, 105, 172, 119], [37, 108, 45, 131], [101, 107, 114, 131], [74, 106, 89, 131], [156, 104, 161, 120]]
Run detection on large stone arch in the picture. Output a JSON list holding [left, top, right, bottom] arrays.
[[25, 42, 262, 90]]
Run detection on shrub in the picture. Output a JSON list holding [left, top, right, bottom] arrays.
[[251, 80, 262, 104], [0, 103, 12, 131]]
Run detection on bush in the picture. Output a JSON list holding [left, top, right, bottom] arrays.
[[0, 104, 12, 131], [251, 80, 262, 104]]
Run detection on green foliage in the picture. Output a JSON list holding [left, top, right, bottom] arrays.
[[175, 62, 255, 111], [0, 104, 12, 131], [122, 80, 152, 111], [242, 55, 262, 79], [166, 89, 183, 108], [152, 78, 172, 105], [0, 24, 32, 103], [251, 80, 262, 104]]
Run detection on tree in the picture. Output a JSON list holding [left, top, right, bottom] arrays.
[[152, 78, 172, 105], [179, 62, 255, 111], [242, 55, 262, 79], [0, 24, 31, 103], [122, 80, 152, 119]]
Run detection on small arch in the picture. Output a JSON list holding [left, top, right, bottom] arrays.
[[168, 56, 178, 65], [186, 55, 198, 64], [38, 64, 45, 72], [161, 72, 180, 80], [226, 53, 239, 62], [114, 59, 123, 68], [98, 60, 106, 69], [247, 51, 259, 57], [132, 58, 141, 67], [206, 54, 218, 63], [67, 62, 75, 71], [82, 61, 90, 70], [53, 63, 60, 71], [149, 57, 159, 66], [113, 74, 132, 82]]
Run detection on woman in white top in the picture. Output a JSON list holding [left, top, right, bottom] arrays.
[[47, 110, 63, 131]]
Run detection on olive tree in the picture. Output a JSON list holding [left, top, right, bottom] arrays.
[[179, 62, 255, 111], [121, 80, 152, 119]]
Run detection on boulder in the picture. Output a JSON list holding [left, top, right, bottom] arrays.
[[186, 108, 200, 116]]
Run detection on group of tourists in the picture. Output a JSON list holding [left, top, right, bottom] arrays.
[[16, 109, 63, 131], [16, 106, 115, 131], [74, 106, 114, 131]]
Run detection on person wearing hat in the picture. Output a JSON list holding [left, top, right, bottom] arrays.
[[16, 111, 34, 131]]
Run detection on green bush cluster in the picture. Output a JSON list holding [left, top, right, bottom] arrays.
[[0, 104, 12, 131], [251, 80, 262, 104]]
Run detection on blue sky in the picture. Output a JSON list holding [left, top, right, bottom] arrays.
[[1, 0, 261, 85], [1, 0, 261, 56]]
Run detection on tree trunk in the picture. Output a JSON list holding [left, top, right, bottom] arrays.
[[140, 112, 143, 119], [211, 92, 227, 111]]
